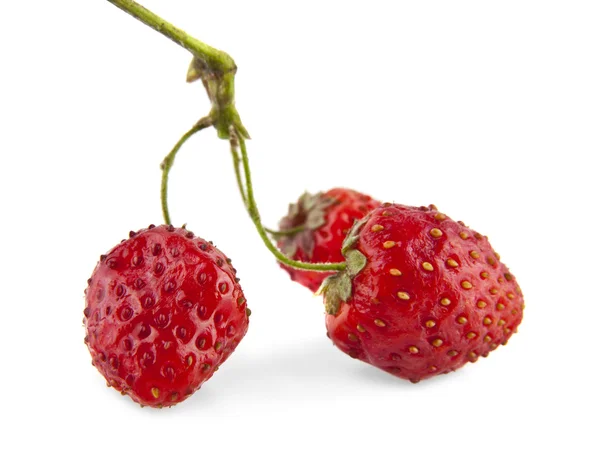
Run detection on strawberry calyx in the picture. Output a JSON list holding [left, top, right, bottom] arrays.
[[319, 215, 368, 315], [277, 192, 338, 258]]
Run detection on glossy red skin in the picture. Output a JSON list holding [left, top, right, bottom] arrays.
[[84, 225, 249, 407], [326, 204, 524, 382], [278, 188, 380, 292]]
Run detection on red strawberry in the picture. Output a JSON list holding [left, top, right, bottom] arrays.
[[83, 224, 249, 407], [322, 203, 524, 383], [276, 188, 380, 292]]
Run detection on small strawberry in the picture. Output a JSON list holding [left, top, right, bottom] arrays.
[[83, 224, 249, 407], [322, 203, 524, 382], [275, 188, 380, 292]]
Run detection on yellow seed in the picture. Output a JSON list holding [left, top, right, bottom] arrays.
[[431, 338, 443, 347], [498, 319, 506, 326], [466, 332, 477, 339], [459, 231, 469, 240], [348, 333, 358, 342], [440, 298, 451, 306], [447, 350, 458, 357], [383, 240, 395, 249], [483, 316, 492, 325], [187, 355, 193, 366], [425, 320, 436, 328], [447, 258, 459, 268], [382, 210, 392, 217], [215, 342, 222, 351], [480, 271, 489, 279], [484, 335, 492, 343], [170, 392, 179, 401], [487, 256, 496, 265], [512, 309, 518, 315], [477, 300, 487, 308], [457, 316, 467, 324], [151, 387, 160, 399], [507, 292, 516, 299], [371, 224, 384, 232], [521, 303, 526, 310], [461, 281, 473, 290], [470, 251, 480, 259], [468, 351, 478, 361], [494, 252, 501, 260], [430, 228, 443, 238], [397, 291, 410, 300], [504, 327, 512, 335], [389, 268, 402, 276], [496, 303, 505, 311], [409, 346, 419, 354], [374, 319, 386, 327], [356, 324, 366, 333], [490, 287, 499, 295], [422, 262, 434, 271], [435, 213, 446, 221], [429, 365, 438, 372]]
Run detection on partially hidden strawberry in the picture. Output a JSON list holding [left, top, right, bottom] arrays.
[[322, 203, 524, 383], [275, 188, 380, 292], [83, 224, 249, 407]]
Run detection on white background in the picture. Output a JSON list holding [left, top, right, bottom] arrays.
[[1, 1, 598, 459]]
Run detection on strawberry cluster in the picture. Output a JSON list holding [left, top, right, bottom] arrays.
[[87, 2, 525, 407]]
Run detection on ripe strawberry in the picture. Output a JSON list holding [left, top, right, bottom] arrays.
[[83, 224, 250, 407], [322, 203, 524, 382], [276, 188, 380, 292]]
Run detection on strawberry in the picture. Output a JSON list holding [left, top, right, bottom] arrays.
[[275, 188, 380, 292], [83, 224, 249, 407], [321, 203, 524, 383]]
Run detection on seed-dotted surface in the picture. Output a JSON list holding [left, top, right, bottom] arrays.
[[84, 225, 249, 407], [326, 204, 524, 383]]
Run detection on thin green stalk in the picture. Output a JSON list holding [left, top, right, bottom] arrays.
[[264, 226, 305, 237], [229, 137, 248, 209], [237, 137, 347, 272], [161, 119, 211, 225], [106, 0, 234, 72]]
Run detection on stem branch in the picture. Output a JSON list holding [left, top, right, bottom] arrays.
[[161, 118, 211, 225], [237, 136, 346, 272]]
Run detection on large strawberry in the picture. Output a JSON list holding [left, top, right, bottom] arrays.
[[83, 224, 249, 407], [321, 203, 524, 382], [275, 188, 380, 292]]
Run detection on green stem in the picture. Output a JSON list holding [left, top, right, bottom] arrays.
[[237, 136, 346, 273], [106, 0, 234, 72], [229, 137, 248, 209], [161, 118, 211, 225], [265, 226, 306, 237]]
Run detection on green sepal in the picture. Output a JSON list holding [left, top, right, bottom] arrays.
[[318, 215, 369, 315], [345, 249, 367, 277], [341, 215, 369, 255], [319, 272, 352, 316]]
